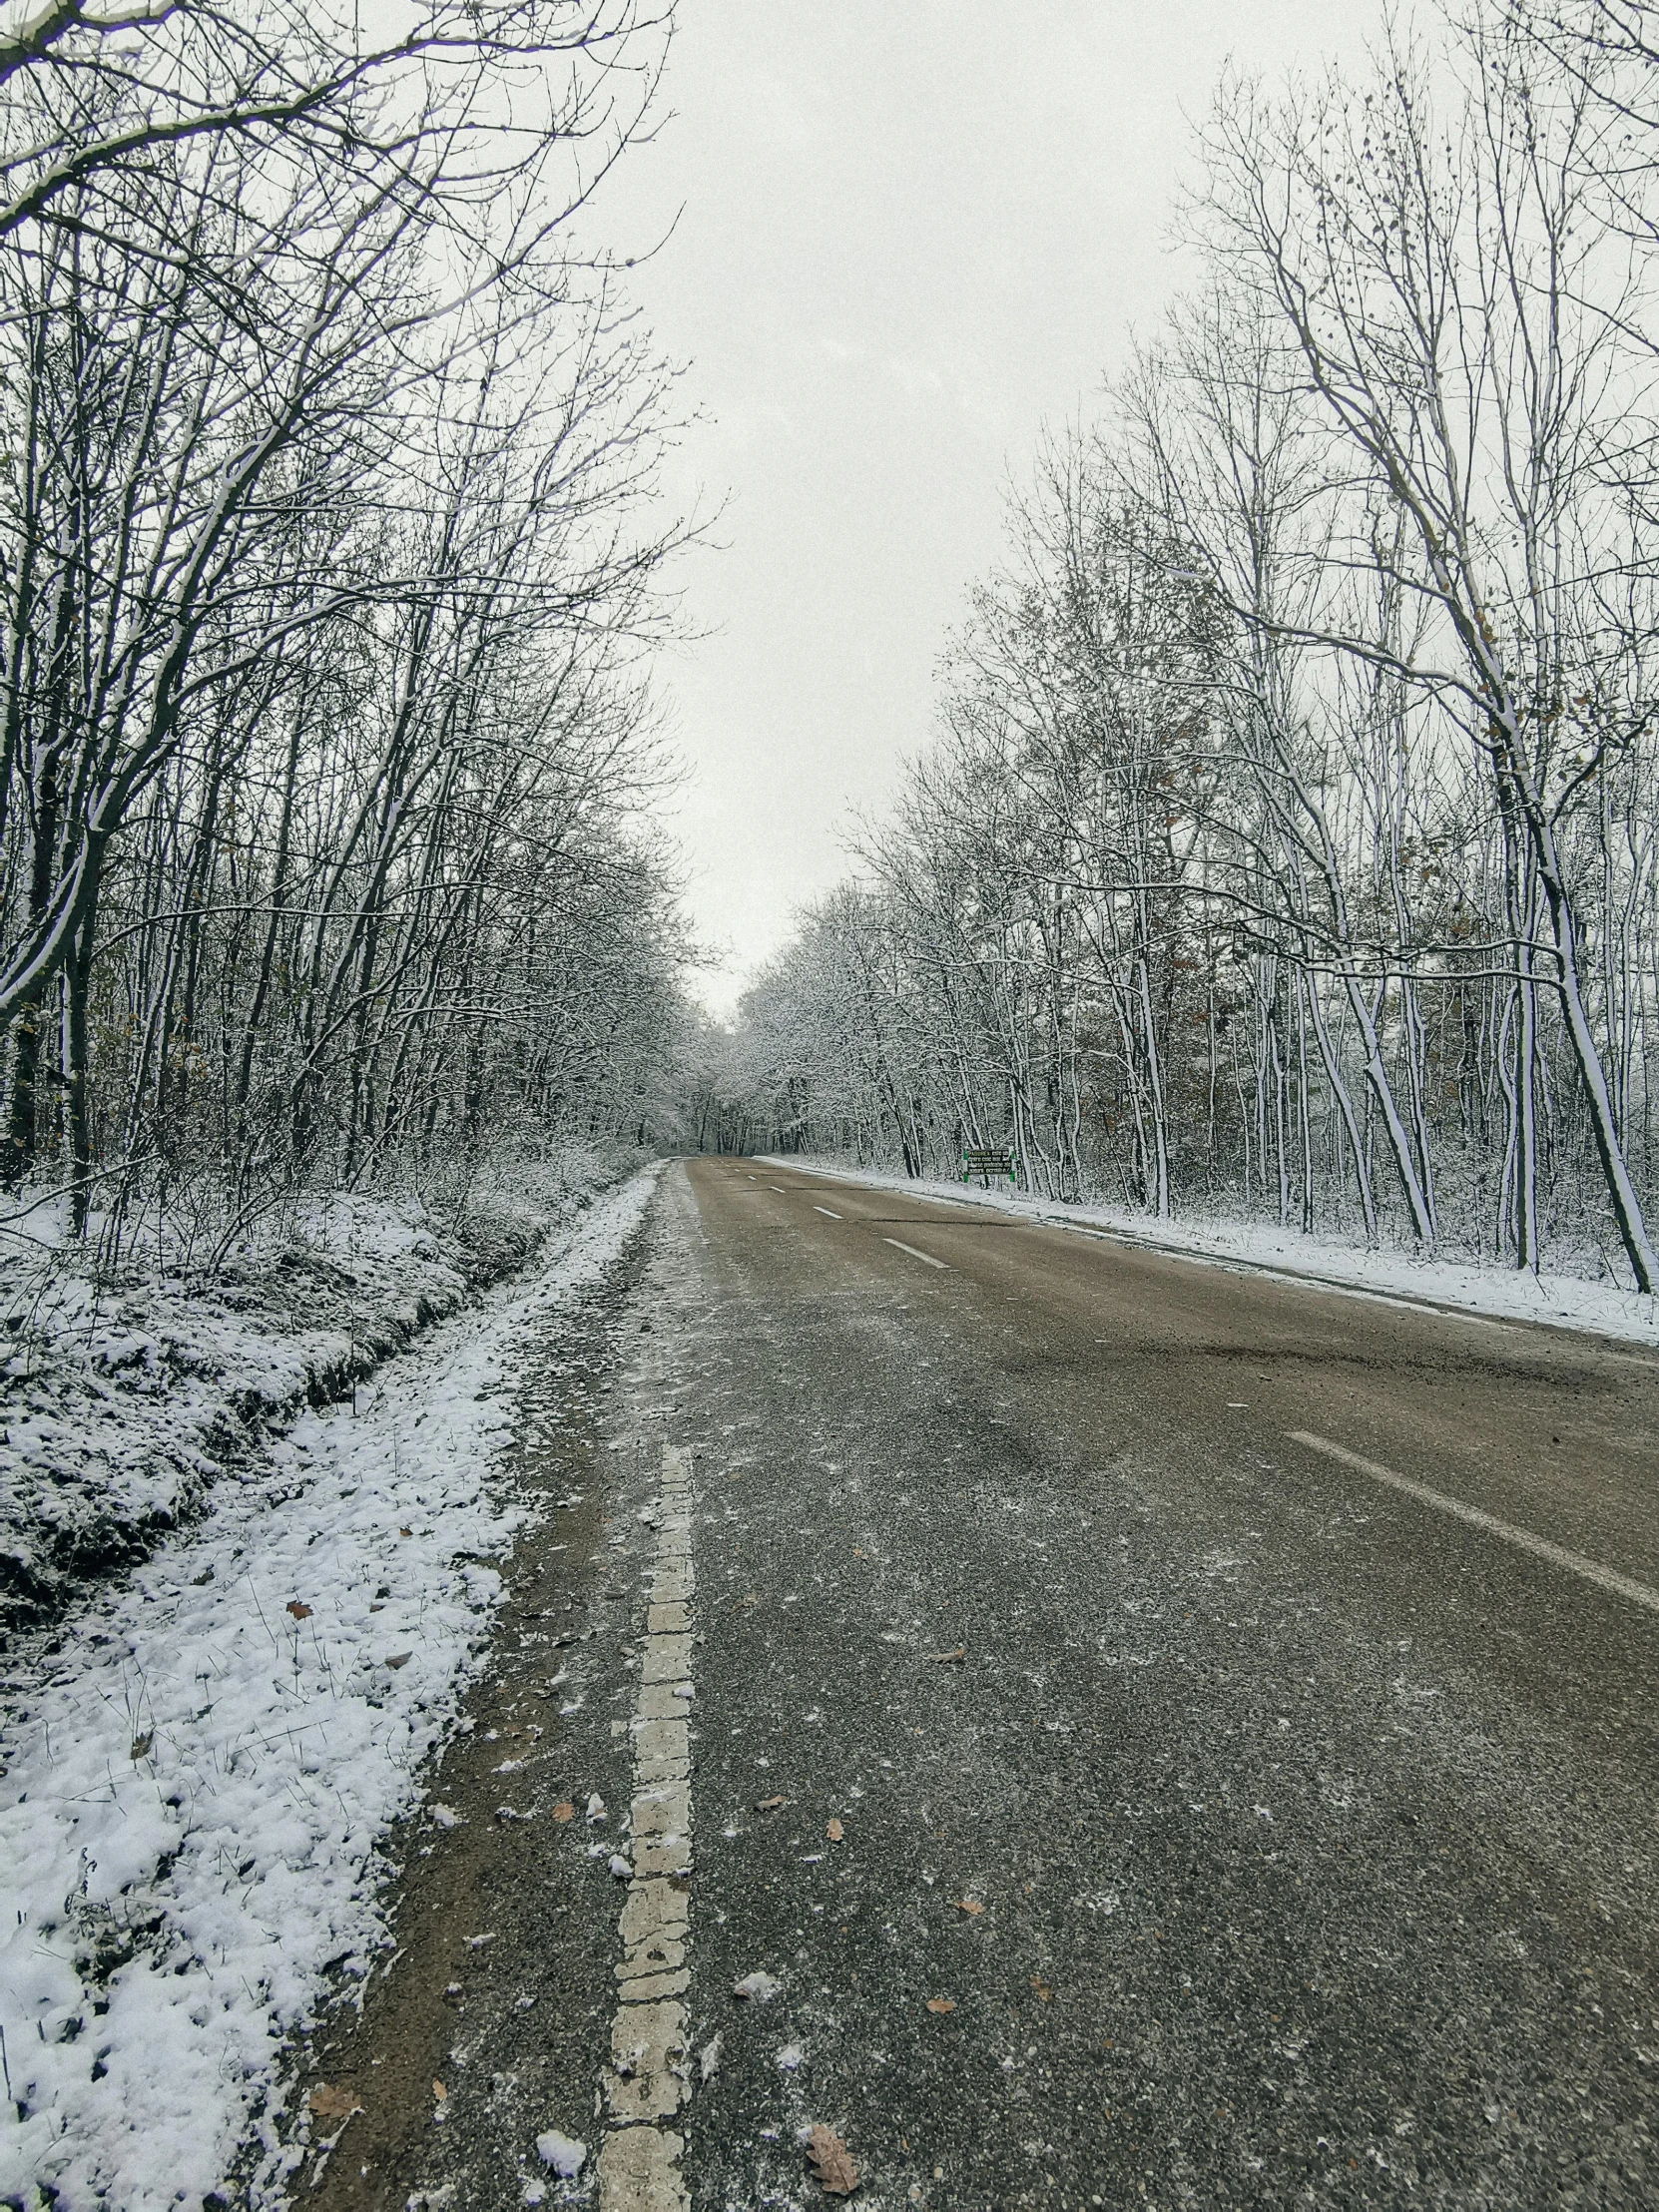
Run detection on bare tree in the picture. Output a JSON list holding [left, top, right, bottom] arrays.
[[0, 0, 669, 240], [0, 0, 694, 1253], [1192, 25, 1659, 1285]]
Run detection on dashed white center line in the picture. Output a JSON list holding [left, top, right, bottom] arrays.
[[769, 1183, 788, 1193], [813, 1205, 841, 1220], [1290, 1430, 1659, 1616], [597, 1439, 696, 2210], [883, 1237, 947, 1270]]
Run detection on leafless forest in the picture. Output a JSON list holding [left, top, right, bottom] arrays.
[[0, 0, 689, 1275], [10, 0, 1659, 1295], [710, 1, 1659, 1290]]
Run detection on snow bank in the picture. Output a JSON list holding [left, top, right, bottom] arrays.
[[0, 1152, 629, 1644], [768, 1155, 1659, 1347], [0, 1166, 659, 2212]]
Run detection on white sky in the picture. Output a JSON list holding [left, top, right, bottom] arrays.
[[594, 1, 1385, 1014]]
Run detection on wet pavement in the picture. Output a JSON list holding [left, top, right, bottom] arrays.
[[289, 1159, 1659, 2211]]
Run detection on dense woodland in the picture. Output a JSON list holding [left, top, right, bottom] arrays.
[[715, 1, 1659, 1290], [0, 0, 691, 1269], [15, 0, 1659, 1293]]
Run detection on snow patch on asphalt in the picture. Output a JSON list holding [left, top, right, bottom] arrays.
[[770, 1156, 1659, 1348], [0, 1167, 660, 2211]]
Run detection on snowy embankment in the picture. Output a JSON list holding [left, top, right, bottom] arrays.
[[768, 1154, 1659, 1347], [0, 1165, 620, 1645], [0, 1165, 659, 2212]]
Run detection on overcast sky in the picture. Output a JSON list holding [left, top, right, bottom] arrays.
[[595, 1, 1385, 1015]]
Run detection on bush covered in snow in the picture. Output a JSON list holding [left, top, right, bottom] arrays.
[[0, 1145, 639, 1647]]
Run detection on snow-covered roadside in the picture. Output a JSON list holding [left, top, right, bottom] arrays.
[[0, 1165, 661, 2212], [766, 1154, 1659, 1348], [0, 1155, 631, 1644]]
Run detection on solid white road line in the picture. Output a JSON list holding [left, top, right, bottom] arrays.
[[596, 1440, 696, 2211], [813, 1205, 841, 1220], [1290, 1430, 1659, 1617], [884, 1237, 947, 1270], [759, 1160, 1659, 1352]]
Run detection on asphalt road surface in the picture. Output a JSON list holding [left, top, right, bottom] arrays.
[[296, 1159, 1659, 2212]]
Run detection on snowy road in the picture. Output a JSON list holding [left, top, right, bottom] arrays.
[[301, 1159, 1659, 2212]]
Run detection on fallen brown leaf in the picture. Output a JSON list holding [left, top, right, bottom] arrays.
[[1030, 1976, 1053, 2001], [551, 1802, 575, 1824], [925, 1997, 956, 2014], [285, 1601, 312, 1620], [398, 1526, 412, 1538], [826, 1818, 843, 1842], [307, 2084, 360, 2121], [756, 1794, 786, 1811], [954, 1898, 984, 1917], [129, 1733, 153, 1761], [806, 2122, 859, 2196], [925, 1646, 966, 1664], [383, 1652, 412, 1669], [431, 2079, 446, 2101]]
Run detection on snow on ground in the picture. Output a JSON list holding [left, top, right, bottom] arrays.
[[768, 1154, 1659, 1348], [0, 1165, 660, 2212], [0, 1156, 621, 1645]]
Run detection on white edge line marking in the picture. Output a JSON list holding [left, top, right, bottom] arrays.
[[596, 1438, 695, 2209], [884, 1237, 947, 1270], [1290, 1429, 1659, 1617], [761, 1158, 1659, 1358], [813, 1205, 841, 1220]]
